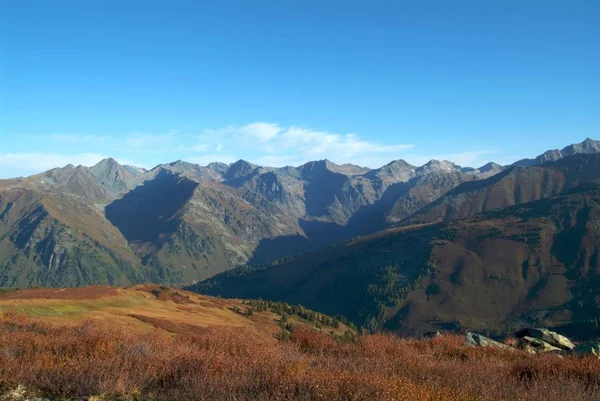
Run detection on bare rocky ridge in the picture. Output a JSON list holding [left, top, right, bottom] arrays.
[[514, 138, 600, 167]]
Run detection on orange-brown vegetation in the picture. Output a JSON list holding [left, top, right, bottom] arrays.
[[1, 313, 600, 400], [0, 286, 120, 300], [0, 285, 350, 338]]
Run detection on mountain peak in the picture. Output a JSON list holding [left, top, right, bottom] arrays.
[[373, 159, 414, 173], [94, 157, 121, 168], [96, 157, 120, 166], [365, 159, 415, 183], [298, 159, 371, 176], [302, 159, 332, 167], [168, 159, 196, 168], [229, 159, 257, 170], [224, 160, 257, 180], [418, 159, 457, 172], [514, 138, 600, 167], [562, 138, 600, 156], [478, 162, 502, 173]]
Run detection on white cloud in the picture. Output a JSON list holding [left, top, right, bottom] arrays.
[[195, 122, 414, 167], [238, 122, 282, 142], [1, 123, 501, 178]]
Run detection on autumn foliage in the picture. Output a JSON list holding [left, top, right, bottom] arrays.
[[1, 312, 600, 400]]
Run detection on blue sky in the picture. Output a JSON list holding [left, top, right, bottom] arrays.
[[0, 0, 598, 178]]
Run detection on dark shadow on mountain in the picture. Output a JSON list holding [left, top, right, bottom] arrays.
[[303, 171, 348, 217], [11, 205, 48, 249], [300, 219, 349, 244], [248, 219, 349, 265], [345, 181, 413, 236], [248, 234, 314, 265], [105, 171, 198, 245]]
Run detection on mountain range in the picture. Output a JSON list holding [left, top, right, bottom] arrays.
[[1, 137, 600, 337], [193, 154, 600, 337], [0, 140, 514, 287]]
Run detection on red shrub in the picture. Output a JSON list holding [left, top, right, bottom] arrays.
[[0, 313, 599, 400]]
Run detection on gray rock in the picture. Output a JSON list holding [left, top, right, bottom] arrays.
[[465, 332, 514, 351], [517, 336, 562, 353], [515, 328, 575, 350]]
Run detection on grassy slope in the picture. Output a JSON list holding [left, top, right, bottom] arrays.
[[0, 188, 147, 288], [0, 285, 350, 338]]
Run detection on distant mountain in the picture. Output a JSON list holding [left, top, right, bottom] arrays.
[[0, 138, 597, 288], [403, 154, 600, 226], [513, 138, 600, 167], [191, 179, 600, 339]]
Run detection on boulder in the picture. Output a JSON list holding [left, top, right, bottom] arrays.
[[465, 332, 514, 351], [517, 336, 562, 353], [573, 342, 600, 359], [515, 328, 575, 350]]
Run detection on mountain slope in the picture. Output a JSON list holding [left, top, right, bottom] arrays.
[[0, 187, 145, 287], [403, 154, 600, 226], [191, 180, 600, 339], [105, 170, 304, 283]]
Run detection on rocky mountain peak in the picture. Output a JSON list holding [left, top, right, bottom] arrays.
[[478, 162, 501, 172], [224, 160, 258, 180], [416, 160, 458, 175], [298, 159, 369, 176], [535, 149, 563, 164], [300, 159, 333, 171], [366, 159, 415, 182], [206, 162, 229, 174], [562, 138, 600, 156], [514, 138, 600, 167], [96, 157, 119, 166]]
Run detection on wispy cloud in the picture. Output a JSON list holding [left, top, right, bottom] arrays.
[[0, 123, 501, 179], [195, 122, 414, 167]]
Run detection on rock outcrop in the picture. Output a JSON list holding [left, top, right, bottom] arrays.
[[466, 328, 578, 356], [465, 332, 514, 351], [515, 328, 575, 351], [517, 336, 562, 353]]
